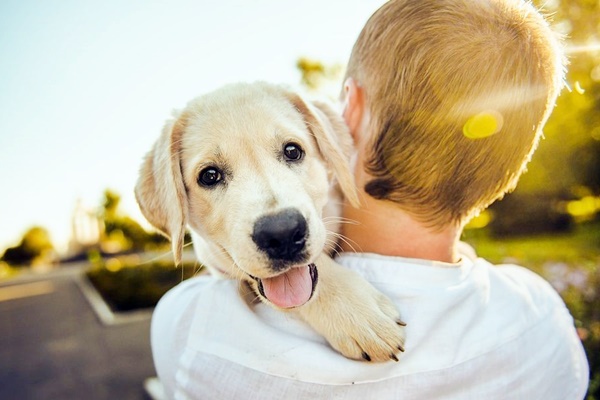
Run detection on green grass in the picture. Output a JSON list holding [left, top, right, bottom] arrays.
[[463, 220, 600, 275]]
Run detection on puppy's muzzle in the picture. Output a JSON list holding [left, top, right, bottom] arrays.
[[252, 208, 308, 265]]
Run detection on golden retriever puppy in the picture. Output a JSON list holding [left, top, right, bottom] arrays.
[[136, 82, 405, 362]]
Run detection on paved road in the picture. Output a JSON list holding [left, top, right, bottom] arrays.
[[0, 266, 156, 400]]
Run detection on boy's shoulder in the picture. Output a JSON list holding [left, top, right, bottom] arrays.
[[486, 261, 566, 309]]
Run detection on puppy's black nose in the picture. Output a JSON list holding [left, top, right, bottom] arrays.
[[252, 209, 307, 262]]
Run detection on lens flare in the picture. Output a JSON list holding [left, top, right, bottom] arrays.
[[463, 111, 503, 139]]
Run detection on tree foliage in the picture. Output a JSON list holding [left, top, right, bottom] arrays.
[[99, 189, 168, 253], [296, 57, 344, 98], [1, 226, 54, 266], [517, 0, 600, 196]]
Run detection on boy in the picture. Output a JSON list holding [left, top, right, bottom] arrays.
[[151, 0, 589, 398]]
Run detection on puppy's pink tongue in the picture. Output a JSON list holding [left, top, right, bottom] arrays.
[[262, 266, 312, 309]]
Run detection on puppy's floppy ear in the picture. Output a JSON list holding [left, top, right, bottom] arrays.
[[135, 113, 189, 265], [286, 92, 360, 208]]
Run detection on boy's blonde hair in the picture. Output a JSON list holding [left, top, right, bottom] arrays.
[[345, 0, 565, 227]]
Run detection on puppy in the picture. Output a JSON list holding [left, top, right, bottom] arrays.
[[136, 82, 405, 362]]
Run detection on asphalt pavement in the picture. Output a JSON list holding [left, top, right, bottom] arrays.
[[0, 265, 156, 400]]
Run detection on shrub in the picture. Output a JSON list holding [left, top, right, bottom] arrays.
[[86, 255, 201, 312]]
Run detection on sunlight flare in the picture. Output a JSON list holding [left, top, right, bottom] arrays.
[[565, 43, 600, 55], [463, 111, 504, 139]]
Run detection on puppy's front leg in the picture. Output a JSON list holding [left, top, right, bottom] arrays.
[[296, 254, 406, 362]]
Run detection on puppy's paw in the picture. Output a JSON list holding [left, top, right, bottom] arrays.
[[297, 256, 406, 362], [327, 285, 406, 362]]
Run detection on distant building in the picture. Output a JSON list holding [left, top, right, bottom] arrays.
[[67, 199, 103, 256]]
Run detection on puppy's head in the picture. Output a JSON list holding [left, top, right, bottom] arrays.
[[135, 82, 358, 308]]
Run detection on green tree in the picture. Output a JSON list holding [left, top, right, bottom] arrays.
[[1, 226, 54, 266], [517, 0, 600, 196], [296, 57, 344, 97], [99, 189, 168, 253], [102, 189, 121, 220]]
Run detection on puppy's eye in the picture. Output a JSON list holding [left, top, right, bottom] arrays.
[[197, 167, 223, 187], [283, 142, 304, 162]]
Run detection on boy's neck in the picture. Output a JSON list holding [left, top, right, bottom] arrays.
[[340, 194, 463, 264]]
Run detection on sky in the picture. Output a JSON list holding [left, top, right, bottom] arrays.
[[0, 0, 387, 254]]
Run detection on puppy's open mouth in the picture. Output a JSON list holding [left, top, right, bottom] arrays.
[[251, 263, 318, 309]]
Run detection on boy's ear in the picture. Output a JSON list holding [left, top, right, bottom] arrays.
[[341, 78, 366, 144]]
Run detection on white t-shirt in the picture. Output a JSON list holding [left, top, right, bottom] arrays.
[[151, 252, 589, 400]]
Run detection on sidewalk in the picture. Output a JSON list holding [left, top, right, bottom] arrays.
[[0, 265, 156, 399]]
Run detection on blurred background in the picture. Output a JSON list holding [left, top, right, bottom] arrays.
[[0, 0, 598, 399]]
